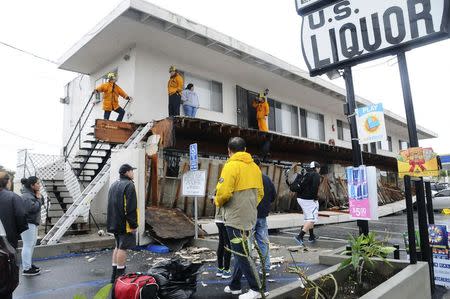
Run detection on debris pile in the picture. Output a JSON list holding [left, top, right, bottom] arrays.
[[174, 247, 216, 264], [145, 207, 206, 251], [317, 176, 405, 209]]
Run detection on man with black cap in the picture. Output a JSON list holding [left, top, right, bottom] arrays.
[[291, 161, 321, 246], [107, 164, 138, 283]]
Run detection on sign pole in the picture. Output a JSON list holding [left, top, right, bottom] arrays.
[[397, 51, 433, 292], [343, 67, 369, 236], [425, 181, 435, 225], [404, 175, 417, 264], [194, 197, 198, 239]]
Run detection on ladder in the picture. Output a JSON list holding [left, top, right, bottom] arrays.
[[41, 122, 153, 245]]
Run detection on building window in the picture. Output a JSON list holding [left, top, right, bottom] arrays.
[[370, 142, 377, 154], [363, 144, 369, 152], [399, 140, 409, 151], [337, 120, 350, 141], [377, 136, 392, 152], [300, 109, 325, 141], [183, 72, 223, 112], [268, 100, 299, 136]]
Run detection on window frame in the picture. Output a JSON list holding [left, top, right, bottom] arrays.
[[180, 71, 224, 113]]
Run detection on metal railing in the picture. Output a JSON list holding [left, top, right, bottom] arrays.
[[63, 93, 96, 161]]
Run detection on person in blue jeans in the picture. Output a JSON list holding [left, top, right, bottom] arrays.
[[20, 176, 43, 276], [252, 156, 276, 276], [181, 83, 199, 117]]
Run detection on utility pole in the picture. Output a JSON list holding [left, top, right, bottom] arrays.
[[397, 51, 433, 292]]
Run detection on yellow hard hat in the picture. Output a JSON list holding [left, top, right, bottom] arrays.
[[169, 66, 177, 73], [107, 72, 116, 80]]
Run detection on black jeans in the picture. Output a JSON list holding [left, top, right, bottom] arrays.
[[104, 107, 125, 122], [216, 222, 231, 270], [168, 94, 181, 116], [226, 226, 260, 291]]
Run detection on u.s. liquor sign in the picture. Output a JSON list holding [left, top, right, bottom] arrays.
[[301, 0, 450, 76]]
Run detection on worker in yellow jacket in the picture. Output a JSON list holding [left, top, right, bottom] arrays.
[[215, 137, 264, 297], [93, 72, 132, 121], [168, 66, 184, 116], [252, 88, 270, 132]]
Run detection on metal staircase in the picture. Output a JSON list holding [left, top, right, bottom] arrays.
[[41, 122, 153, 245]]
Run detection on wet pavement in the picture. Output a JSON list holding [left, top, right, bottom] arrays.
[[14, 242, 330, 299]]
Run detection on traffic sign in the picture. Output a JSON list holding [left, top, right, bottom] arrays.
[[190, 143, 198, 171]]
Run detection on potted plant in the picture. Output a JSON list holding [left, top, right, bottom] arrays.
[[270, 232, 430, 299]]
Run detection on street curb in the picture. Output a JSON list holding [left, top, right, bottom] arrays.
[[19, 237, 115, 259], [268, 235, 346, 249], [190, 235, 346, 251]]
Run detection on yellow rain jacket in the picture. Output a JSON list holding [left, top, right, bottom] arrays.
[[95, 82, 129, 112], [168, 73, 184, 96], [215, 152, 264, 231], [252, 97, 270, 119]]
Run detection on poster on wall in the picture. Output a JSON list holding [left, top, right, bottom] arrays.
[[397, 147, 440, 178], [355, 103, 387, 145], [346, 165, 378, 220]]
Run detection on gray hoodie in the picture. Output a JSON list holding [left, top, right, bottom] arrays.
[[181, 89, 199, 108]]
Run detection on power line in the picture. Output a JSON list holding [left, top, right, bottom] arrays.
[[353, 57, 397, 72], [0, 128, 59, 147], [0, 40, 58, 64]]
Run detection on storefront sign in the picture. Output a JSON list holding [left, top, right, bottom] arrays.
[[301, 0, 450, 76], [346, 165, 378, 220], [397, 147, 440, 178], [356, 103, 387, 145]]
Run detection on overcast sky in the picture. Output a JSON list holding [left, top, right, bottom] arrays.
[[0, 0, 448, 171]]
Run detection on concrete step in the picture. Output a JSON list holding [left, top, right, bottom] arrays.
[[71, 163, 99, 170], [43, 180, 65, 187], [74, 170, 96, 177], [73, 157, 103, 164], [76, 150, 108, 157]]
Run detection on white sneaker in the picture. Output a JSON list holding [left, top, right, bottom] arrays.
[[238, 289, 269, 299], [224, 285, 242, 295]]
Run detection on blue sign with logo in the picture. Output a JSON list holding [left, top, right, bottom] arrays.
[[190, 143, 198, 171]]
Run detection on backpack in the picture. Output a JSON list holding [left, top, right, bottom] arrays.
[[114, 273, 159, 299], [287, 170, 308, 193], [0, 220, 19, 295]]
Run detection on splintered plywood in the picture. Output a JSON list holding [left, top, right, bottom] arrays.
[[145, 206, 195, 239], [94, 119, 136, 144]]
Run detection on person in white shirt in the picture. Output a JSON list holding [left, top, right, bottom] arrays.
[[181, 83, 199, 117]]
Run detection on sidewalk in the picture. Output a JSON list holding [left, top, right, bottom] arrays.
[[201, 199, 413, 234]]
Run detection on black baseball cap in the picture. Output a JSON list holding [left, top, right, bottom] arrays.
[[119, 164, 136, 174]]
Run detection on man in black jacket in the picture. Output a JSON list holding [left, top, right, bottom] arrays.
[[0, 172, 28, 299], [290, 162, 321, 246], [253, 156, 276, 276], [107, 164, 138, 283]]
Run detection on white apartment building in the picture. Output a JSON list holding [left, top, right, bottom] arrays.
[[59, 0, 436, 158], [26, 0, 437, 233]]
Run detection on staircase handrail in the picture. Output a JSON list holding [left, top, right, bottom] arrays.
[[63, 93, 95, 160]]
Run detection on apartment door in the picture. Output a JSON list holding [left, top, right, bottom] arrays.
[[236, 85, 258, 130], [236, 85, 248, 128]]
